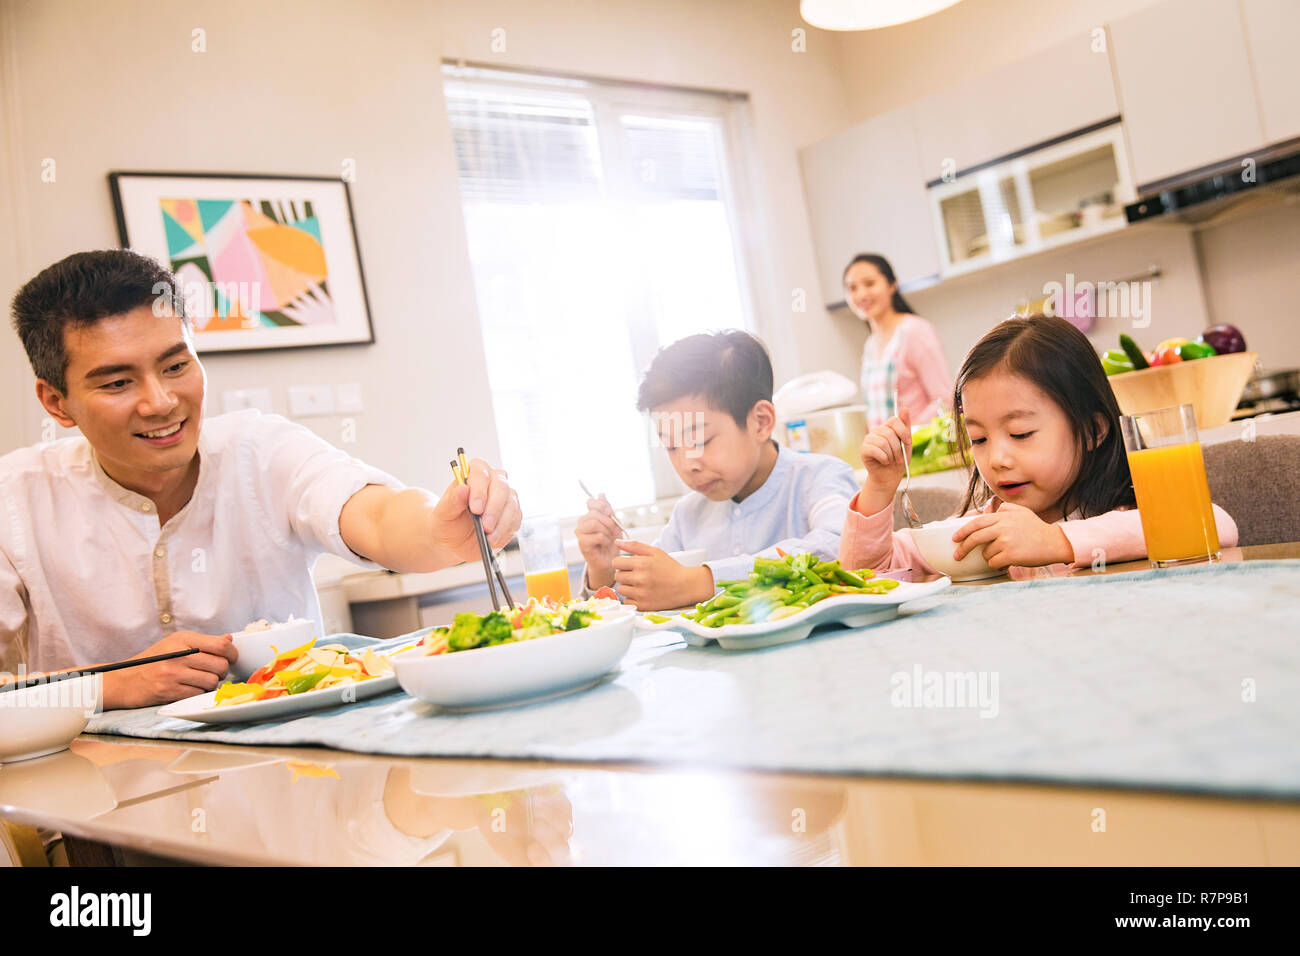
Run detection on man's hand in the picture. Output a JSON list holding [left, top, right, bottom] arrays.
[[951, 501, 1074, 569], [341, 459, 521, 572], [575, 494, 621, 590], [101, 631, 238, 710], [611, 541, 715, 611], [430, 458, 521, 563]]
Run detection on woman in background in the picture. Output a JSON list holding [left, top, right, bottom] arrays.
[[844, 253, 952, 428]]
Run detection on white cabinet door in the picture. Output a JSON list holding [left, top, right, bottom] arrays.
[[799, 104, 939, 305], [1240, 0, 1300, 144], [911, 31, 1119, 183], [1110, 0, 1265, 188]]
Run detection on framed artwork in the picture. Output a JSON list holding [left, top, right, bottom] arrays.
[[109, 171, 375, 352]]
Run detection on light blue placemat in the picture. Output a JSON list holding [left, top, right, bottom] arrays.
[[87, 561, 1300, 797]]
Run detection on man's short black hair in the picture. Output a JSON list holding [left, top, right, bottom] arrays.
[[11, 249, 187, 394], [635, 329, 774, 427]]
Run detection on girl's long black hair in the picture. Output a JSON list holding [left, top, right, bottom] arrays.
[[953, 315, 1136, 519], [842, 253, 915, 315]]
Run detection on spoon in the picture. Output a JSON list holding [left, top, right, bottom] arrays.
[[898, 433, 922, 530]]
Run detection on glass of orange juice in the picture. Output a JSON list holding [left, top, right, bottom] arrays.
[[519, 517, 573, 604], [1120, 403, 1221, 568]]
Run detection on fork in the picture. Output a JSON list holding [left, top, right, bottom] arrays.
[[898, 433, 922, 530]]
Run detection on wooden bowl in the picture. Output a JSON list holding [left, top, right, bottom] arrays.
[[1107, 351, 1258, 430]]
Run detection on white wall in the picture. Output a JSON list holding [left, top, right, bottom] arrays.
[[0, 0, 857, 490]]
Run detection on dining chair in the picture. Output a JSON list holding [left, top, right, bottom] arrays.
[[1203, 435, 1300, 547], [1, 819, 50, 867]]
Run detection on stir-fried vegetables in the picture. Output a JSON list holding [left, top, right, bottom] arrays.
[[416, 595, 620, 656], [212, 638, 411, 707], [679, 552, 899, 628]]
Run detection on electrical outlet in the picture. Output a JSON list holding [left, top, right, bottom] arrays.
[[221, 388, 273, 414], [336, 383, 364, 413], [288, 385, 337, 417]]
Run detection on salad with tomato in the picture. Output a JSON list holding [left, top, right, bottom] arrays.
[[414, 591, 624, 656], [212, 637, 410, 707]]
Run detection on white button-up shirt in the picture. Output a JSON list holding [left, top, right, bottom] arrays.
[[0, 409, 402, 673]]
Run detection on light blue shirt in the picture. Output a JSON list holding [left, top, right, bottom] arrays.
[[656, 444, 859, 583]]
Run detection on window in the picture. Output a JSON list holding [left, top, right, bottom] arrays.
[[442, 64, 759, 518]]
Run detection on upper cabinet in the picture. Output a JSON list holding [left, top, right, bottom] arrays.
[[798, 104, 940, 306], [1109, 0, 1265, 188], [1239, 0, 1300, 145], [911, 33, 1120, 183]]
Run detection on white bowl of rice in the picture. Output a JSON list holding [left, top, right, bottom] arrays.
[[230, 617, 317, 680]]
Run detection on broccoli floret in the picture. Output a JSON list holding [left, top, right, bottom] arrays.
[[480, 611, 513, 646], [447, 612, 484, 651], [564, 609, 595, 631], [513, 610, 556, 641]]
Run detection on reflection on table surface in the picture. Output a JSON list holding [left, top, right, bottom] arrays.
[[1, 736, 1295, 866]]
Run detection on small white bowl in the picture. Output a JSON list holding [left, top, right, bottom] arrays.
[[0, 673, 102, 763], [907, 518, 1001, 582], [668, 549, 708, 567], [230, 618, 317, 681], [393, 612, 635, 711]]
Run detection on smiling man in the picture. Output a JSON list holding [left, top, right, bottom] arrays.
[[1, 250, 521, 709]]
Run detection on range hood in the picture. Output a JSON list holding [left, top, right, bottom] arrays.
[[1125, 143, 1300, 225]]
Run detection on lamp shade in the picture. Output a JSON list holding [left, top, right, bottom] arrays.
[[800, 0, 965, 31]]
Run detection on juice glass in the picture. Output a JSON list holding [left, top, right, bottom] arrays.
[[519, 517, 573, 603], [1120, 403, 1221, 568]]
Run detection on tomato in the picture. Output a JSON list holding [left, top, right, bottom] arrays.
[[1152, 346, 1184, 366], [592, 586, 619, 601]]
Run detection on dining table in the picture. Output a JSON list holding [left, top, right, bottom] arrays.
[[2, 543, 1298, 867]]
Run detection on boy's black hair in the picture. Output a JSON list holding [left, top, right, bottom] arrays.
[[636, 329, 774, 427], [11, 249, 187, 394], [953, 314, 1136, 519]]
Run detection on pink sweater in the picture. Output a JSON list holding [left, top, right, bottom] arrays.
[[839, 492, 1240, 580], [862, 315, 953, 424]]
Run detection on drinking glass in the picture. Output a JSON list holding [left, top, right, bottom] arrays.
[[1120, 403, 1221, 568], [519, 517, 573, 603]]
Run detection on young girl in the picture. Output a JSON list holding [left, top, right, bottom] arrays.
[[840, 315, 1239, 578]]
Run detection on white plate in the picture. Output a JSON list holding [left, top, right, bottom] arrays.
[[392, 611, 635, 712], [156, 674, 399, 725], [636, 577, 952, 650]]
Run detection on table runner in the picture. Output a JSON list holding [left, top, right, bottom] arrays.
[[86, 560, 1300, 797]]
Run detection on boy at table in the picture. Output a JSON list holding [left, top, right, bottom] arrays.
[[0, 249, 521, 709], [576, 330, 859, 611]]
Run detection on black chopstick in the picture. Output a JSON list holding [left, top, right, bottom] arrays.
[[0, 647, 200, 694], [451, 453, 516, 611], [458, 449, 515, 609]]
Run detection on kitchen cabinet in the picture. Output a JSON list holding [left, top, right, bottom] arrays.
[[1109, 0, 1265, 188], [1239, 0, 1300, 145], [911, 32, 1119, 183], [798, 104, 939, 305]]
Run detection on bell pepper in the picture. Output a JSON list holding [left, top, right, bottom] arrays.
[[1101, 349, 1134, 376], [1155, 337, 1191, 352], [214, 682, 260, 704], [1177, 340, 1216, 361], [1152, 345, 1183, 366], [283, 670, 330, 695]]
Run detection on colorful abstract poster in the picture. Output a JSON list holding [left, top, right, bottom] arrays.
[[110, 174, 374, 352]]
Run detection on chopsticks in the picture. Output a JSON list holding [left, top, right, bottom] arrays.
[[452, 448, 515, 612], [0, 647, 200, 695]]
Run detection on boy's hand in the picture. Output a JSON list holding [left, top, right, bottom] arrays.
[[611, 541, 715, 611], [101, 631, 238, 710], [855, 407, 912, 517], [575, 494, 621, 590], [951, 501, 1074, 569]]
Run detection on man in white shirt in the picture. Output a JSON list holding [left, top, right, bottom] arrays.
[[2, 250, 520, 709]]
